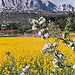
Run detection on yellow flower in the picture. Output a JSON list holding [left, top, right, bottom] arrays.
[[0, 37, 75, 74], [12, 67, 15, 70], [57, 68, 62, 72]]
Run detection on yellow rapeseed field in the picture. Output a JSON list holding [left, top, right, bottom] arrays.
[[0, 37, 75, 75], [70, 33, 75, 35]]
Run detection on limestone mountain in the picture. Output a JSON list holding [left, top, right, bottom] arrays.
[[0, 0, 75, 12]]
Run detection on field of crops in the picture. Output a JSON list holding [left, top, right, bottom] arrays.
[[70, 33, 75, 35], [0, 37, 75, 75]]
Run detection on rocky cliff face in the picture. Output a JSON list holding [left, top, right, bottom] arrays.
[[56, 4, 75, 11], [0, 0, 56, 11], [0, 0, 75, 12]]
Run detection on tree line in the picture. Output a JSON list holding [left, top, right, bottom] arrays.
[[43, 12, 75, 31]]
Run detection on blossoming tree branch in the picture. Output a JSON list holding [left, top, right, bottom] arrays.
[[29, 17, 75, 73]]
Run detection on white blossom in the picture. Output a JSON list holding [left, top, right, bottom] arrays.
[[4, 25, 6, 26], [32, 19, 36, 24], [71, 47, 74, 51], [65, 44, 67, 46], [41, 49, 48, 55], [41, 35, 45, 40], [53, 59, 58, 65], [40, 29, 44, 32], [70, 43, 73, 46], [38, 29, 45, 38], [46, 28, 49, 31], [53, 61, 56, 65], [44, 33, 49, 38], [51, 53, 56, 58], [22, 68, 27, 72], [32, 26, 37, 30], [62, 34, 65, 38], [38, 31, 41, 36], [53, 43, 58, 47], [39, 17, 46, 22], [42, 46, 47, 50], [41, 42, 51, 54], [68, 44, 70, 48], [58, 54, 62, 58], [53, 59, 59, 68], [55, 65, 59, 68], [29, 19, 33, 24], [38, 17, 46, 25], [51, 48, 55, 51], [20, 72, 25, 75], [54, 58, 58, 62], [39, 21, 44, 25], [43, 42, 51, 49], [51, 69, 55, 72], [1, 24, 4, 26], [25, 66, 30, 69], [35, 20, 38, 23], [22, 66, 30, 72], [69, 42, 73, 47], [73, 39, 75, 41], [73, 64, 75, 69], [49, 48, 55, 52]]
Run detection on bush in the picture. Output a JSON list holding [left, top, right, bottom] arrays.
[[26, 30, 33, 34], [13, 30, 18, 35]]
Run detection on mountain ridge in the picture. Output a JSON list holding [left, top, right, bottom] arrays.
[[0, 0, 75, 12]]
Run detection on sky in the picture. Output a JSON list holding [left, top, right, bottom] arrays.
[[42, 0, 75, 7]]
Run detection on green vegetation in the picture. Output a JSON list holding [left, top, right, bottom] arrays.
[[0, 12, 75, 37], [44, 12, 75, 31]]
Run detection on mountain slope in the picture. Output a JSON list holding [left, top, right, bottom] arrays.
[[0, 0, 75, 12], [0, 0, 56, 11], [57, 4, 75, 11]]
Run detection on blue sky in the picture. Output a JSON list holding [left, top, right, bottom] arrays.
[[42, 0, 75, 7]]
